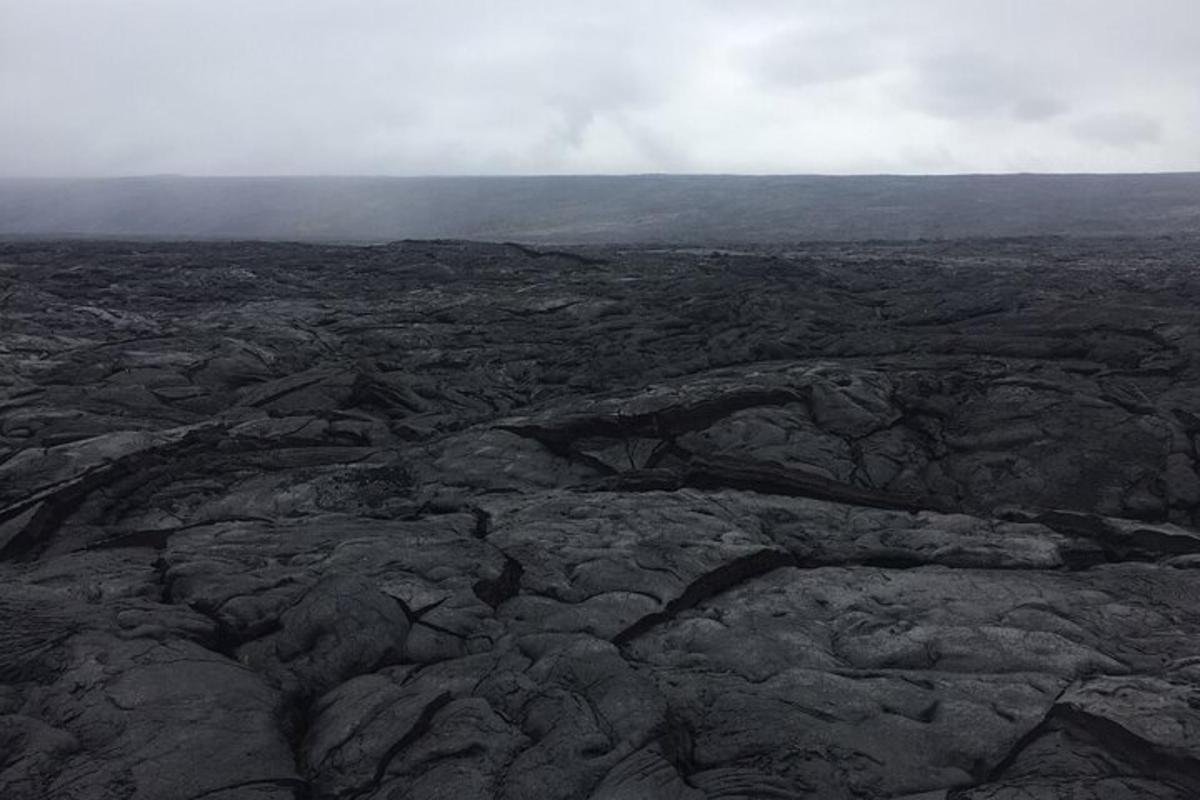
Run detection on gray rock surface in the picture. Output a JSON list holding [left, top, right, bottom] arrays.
[[2, 237, 1200, 798]]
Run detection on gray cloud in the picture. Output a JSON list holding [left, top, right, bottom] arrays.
[[1072, 113, 1165, 148], [0, 1, 1197, 176], [905, 52, 1067, 122], [747, 28, 884, 89], [1012, 96, 1068, 123]]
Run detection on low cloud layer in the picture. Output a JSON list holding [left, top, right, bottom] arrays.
[[1, 0, 1197, 176]]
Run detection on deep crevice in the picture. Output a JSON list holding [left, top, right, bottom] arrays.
[[348, 691, 454, 799], [612, 548, 796, 645], [473, 556, 524, 609]]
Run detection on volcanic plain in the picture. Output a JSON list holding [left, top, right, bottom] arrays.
[[3, 236, 1200, 799]]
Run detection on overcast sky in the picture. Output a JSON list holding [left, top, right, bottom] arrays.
[[2, 0, 1198, 176]]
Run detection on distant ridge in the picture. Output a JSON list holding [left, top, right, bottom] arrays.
[[2, 173, 1199, 243]]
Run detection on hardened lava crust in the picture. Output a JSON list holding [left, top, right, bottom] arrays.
[[2, 237, 1200, 799]]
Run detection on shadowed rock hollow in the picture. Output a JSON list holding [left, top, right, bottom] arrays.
[[2, 236, 1200, 799]]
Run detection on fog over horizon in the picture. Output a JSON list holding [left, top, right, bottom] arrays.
[[3, 0, 1199, 178]]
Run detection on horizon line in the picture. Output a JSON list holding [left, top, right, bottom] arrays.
[[3, 170, 1200, 181]]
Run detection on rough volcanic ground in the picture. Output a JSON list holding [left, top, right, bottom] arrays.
[[2, 237, 1200, 799]]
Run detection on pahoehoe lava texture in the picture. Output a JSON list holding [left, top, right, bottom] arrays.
[[2, 236, 1200, 799]]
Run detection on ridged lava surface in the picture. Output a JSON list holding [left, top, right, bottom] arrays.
[[2, 237, 1200, 799]]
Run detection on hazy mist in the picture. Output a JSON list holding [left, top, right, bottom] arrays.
[[2, 0, 1198, 177]]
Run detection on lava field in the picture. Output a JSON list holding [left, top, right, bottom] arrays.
[[3, 236, 1200, 799]]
